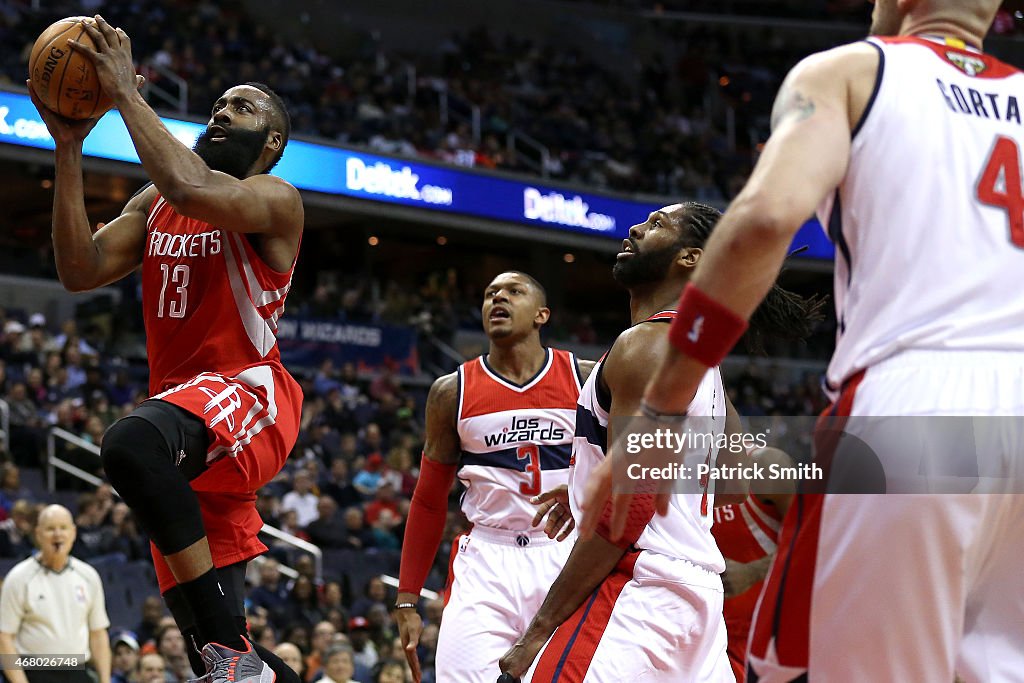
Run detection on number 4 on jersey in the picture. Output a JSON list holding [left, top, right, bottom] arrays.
[[977, 135, 1024, 249]]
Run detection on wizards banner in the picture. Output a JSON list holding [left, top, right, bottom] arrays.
[[276, 317, 419, 374]]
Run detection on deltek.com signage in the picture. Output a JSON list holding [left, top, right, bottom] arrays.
[[0, 89, 834, 258]]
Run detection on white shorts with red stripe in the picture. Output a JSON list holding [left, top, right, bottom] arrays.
[[749, 350, 1024, 683], [527, 550, 733, 683], [436, 526, 574, 683]]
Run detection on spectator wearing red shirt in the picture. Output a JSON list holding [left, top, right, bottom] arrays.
[[364, 483, 401, 526]]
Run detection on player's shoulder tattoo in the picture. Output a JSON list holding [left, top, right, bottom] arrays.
[[425, 371, 461, 462], [427, 371, 460, 413], [770, 87, 816, 131]]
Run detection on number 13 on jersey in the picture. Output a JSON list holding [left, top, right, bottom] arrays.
[[157, 263, 191, 318], [977, 135, 1024, 248]]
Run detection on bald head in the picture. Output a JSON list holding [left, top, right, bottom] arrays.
[[273, 643, 303, 675], [35, 505, 75, 569], [38, 504, 74, 526]]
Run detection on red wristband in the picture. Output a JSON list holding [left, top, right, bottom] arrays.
[[668, 283, 748, 368]]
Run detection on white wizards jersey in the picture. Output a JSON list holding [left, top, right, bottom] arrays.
[[456, 348, 583, 530], [822, 35, 1024, 391], [568, 311, 727, 572]]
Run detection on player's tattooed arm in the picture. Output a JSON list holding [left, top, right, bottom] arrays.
[[770, 87, 816, 131], [423, 372, 461, 466]]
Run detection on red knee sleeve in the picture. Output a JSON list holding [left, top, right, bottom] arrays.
[[595, 493, 656, 548], [398, 455, 458, 596]]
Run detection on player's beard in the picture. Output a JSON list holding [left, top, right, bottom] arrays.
[[193, 126, 268, 179], [869, 0, 903, 36], [613, 242, 682, 287]]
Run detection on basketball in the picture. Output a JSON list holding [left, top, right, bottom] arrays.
[[28, 16, 113, 120]]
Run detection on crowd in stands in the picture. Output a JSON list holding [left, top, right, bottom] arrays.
[[563, 0, 872, 19], [1, 1, 1021, 196], [0, 0, 862, 200], [0, 300, 830, 681], [0, 303, 459, 681], [0, 5, 839, 679]]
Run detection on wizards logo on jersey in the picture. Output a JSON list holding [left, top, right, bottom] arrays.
[[946, 51, 987, 77], [483, 416, 567, 447]]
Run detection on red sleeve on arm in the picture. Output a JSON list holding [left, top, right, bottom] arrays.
[[399, 455, 458, 596], [595, 493, 656, 549]]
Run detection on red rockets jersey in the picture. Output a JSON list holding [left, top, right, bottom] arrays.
[[456, 348, 583, 530], [142, 194, 296, 395], [712, 493, 784, 664]]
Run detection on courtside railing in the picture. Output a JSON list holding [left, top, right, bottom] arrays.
[[45, 427, 322, 582], [140, 63, 189, 115], [381, 575, 438, 602]]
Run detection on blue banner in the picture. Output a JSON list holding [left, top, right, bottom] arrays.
[[275, 317, 419, 374], [0, 89, 833, 259]]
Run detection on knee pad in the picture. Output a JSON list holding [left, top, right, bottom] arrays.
[[102, 400, 210, 482]]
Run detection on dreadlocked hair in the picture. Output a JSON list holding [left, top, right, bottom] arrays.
[[676, 202, 828, 355]]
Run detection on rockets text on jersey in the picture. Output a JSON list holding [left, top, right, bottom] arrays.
[[142, 194, 296, 395]]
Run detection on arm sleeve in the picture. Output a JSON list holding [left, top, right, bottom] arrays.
[[398, 455, 458, 596], [595, 493, 656, 549]]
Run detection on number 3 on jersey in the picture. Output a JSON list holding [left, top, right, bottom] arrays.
[[977, 135, 1024, 248], [516, 444, 541, 496], [158, 263, 190, 318]]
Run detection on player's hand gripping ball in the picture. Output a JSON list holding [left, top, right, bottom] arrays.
[[28, 16, 113, 119]]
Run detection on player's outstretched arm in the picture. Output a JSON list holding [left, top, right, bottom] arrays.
[[579, 322, 697, 542], [501, 326, 672, 676], [642, 43, 878, 416], [396, 372, 460, 683], [69, 16, 303, 240]]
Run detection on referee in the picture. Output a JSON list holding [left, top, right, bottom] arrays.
[[0, 505, 111, 683]]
